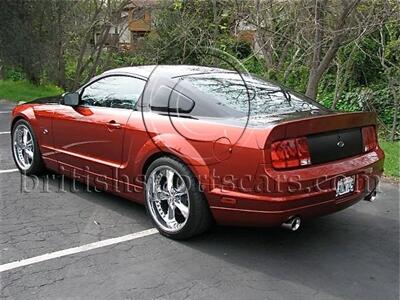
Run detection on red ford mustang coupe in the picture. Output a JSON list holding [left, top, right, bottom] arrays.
[[11, 65, 384, 239]]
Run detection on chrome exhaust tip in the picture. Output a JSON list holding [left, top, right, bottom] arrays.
[[364, 190, 377, 202], [281, 216, 301, 231]]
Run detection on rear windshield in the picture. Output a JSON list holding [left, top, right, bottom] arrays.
[[182, 72, 323, 116]]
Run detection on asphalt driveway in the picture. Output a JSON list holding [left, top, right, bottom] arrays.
[[0, 100, 399, 300]]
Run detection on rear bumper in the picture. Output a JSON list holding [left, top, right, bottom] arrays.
[[209, 187, 374, 227], [206, 149, 384, 227]]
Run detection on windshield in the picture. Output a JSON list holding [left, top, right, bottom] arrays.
[[182, 72, 324, 116]]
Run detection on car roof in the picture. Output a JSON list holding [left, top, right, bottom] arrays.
[[101, 65, 236, 79]]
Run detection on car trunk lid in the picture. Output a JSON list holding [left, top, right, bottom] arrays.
[[307, 127, 363, 164], [265, 111, 377, 166]]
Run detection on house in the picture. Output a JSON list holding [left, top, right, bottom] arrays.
[[120, 0, 155, 50], [233, 18, 259, 51], [94, 0, 156, 51], [95, 0, 258, 53], [126, 0, 156, 49]]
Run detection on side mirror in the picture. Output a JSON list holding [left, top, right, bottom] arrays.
[[62, 92, 80, 106]]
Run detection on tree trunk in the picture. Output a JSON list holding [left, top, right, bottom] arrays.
[[57, 42, 66, 89], [305, 72, 320, 100], [306, 0, 325, 99], [87, 24, 111, 80], [56, 2, 66, 89], [283, 47, 300, 83], [305, 0, 360, 100], [332, 61, 341, 109], [332, 45, 356, 109], [391, 101, 398, 141], [389, 78, 399, 141], [310, 0, 324, 74]]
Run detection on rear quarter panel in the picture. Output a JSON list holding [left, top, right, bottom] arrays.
[[118, 112, 266, 201]]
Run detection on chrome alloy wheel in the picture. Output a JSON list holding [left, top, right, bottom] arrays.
[[13, 124, 34, 171], [146, 166, 190, 233]]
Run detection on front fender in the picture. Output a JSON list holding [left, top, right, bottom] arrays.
[[11, 105, 38, 131], [11, 104, 56, 165]]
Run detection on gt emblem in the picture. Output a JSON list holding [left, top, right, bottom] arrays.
[[337, 140, 345, 148]]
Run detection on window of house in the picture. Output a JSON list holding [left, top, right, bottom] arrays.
[[132, 8, 145, 20]]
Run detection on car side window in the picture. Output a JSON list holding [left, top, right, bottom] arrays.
[[80, 76, 146, 109]]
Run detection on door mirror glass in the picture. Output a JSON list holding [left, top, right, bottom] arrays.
[[63, 92, 80, 106]]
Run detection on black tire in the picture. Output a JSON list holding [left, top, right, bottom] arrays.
[[144, 156, 213, 240], [11, 119, 46, 175]]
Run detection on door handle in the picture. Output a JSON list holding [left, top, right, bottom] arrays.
[[106, 120, 122, 129]]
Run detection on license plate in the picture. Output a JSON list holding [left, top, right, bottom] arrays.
[[336, 176, 355, 197]]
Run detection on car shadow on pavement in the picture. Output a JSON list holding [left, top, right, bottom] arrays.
[[33, 173, 153, 232]]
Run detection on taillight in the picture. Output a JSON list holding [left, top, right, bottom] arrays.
[[271, 137, 311, 169], [362, 126, 377, 152]]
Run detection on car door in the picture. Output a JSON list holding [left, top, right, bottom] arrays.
[[52, 75, 146, 189]]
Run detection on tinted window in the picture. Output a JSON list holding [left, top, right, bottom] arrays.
[[148, 86, 195, 113], [81, 76, 145, 109], [182, 73, 322, 116]]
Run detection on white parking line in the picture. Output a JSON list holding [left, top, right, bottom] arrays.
[[0, 169, 18, 174], [0, 111, 11, 114], [0, 228, 158, 273], [0, 131, 10, 134]]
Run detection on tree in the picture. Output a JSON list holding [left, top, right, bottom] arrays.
[[65, 0, 130, 89], [378, 23, 400, 141], [0, 0, 130, 89], [0, 0, 61, 84], [247, 0, 394, 99], [138, 0, 235, 65]]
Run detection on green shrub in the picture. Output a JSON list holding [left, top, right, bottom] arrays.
[[319, 85, 396, 127], [4, 68, 25, 81]]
